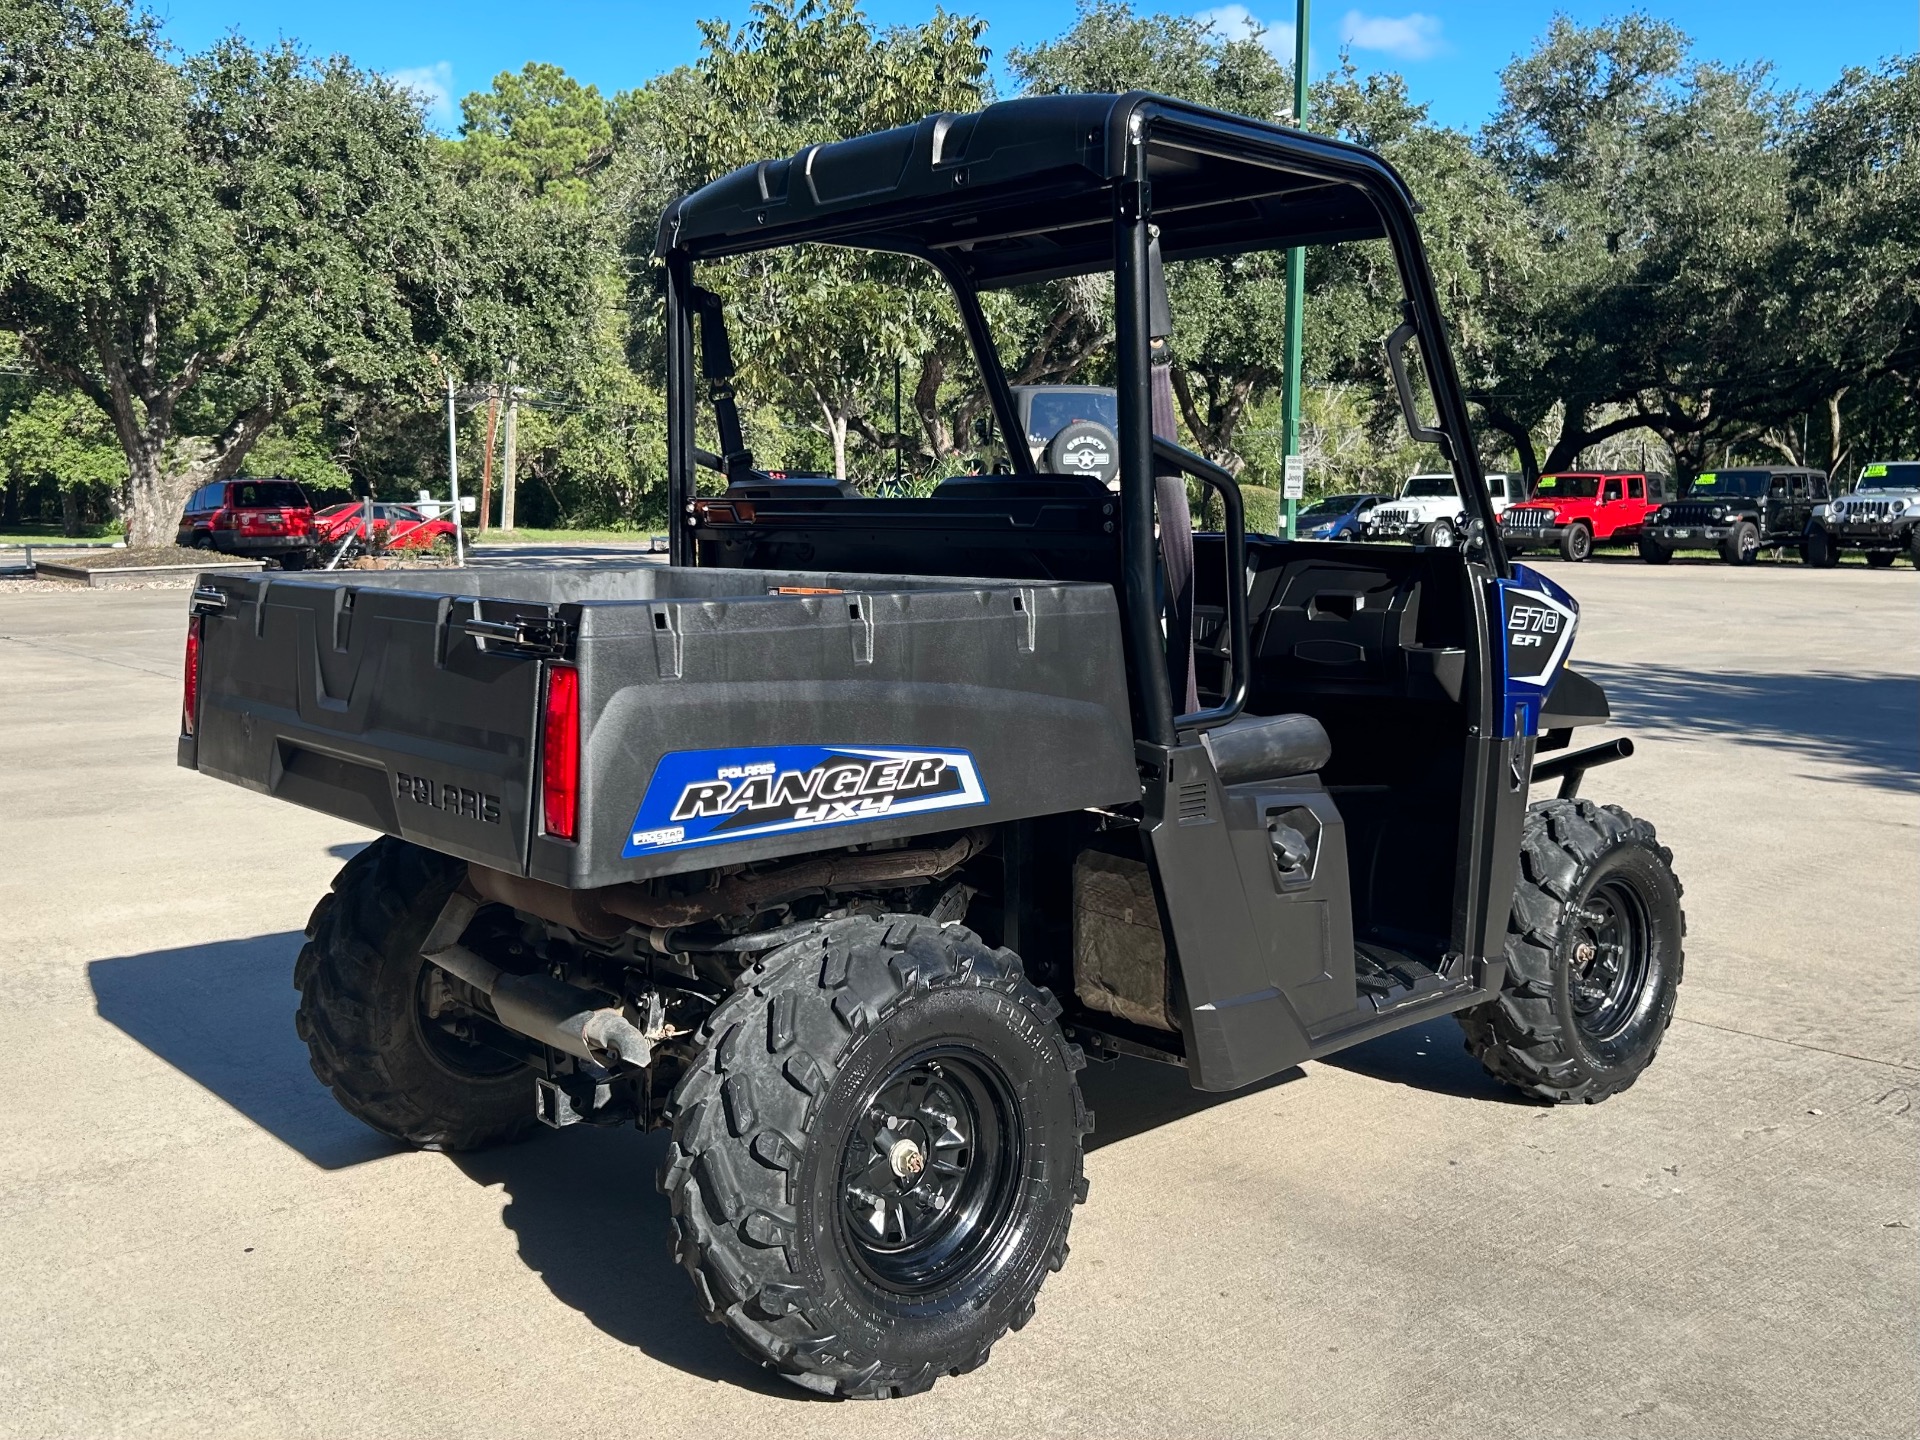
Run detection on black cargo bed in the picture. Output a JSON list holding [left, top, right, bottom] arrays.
[[183, 564, 1138, 888]]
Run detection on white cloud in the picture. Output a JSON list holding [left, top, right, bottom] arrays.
[[1195, 4, 1298, 60], [1338, 10, 1446, 61], [388, 61, 455, 129]]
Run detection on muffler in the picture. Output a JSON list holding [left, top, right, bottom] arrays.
[[420, 888, 656, 1068]]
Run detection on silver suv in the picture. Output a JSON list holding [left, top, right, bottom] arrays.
[[1805, 461, 1920, 568]]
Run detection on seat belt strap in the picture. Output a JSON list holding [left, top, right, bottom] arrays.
[[690, 288, 754, 483]]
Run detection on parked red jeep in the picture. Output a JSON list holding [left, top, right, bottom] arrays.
[[176, 478, 317, 568], [313, 502, 457, 553], [1498, 471, 1674, 561]]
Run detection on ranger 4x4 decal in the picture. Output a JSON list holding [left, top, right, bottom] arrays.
[[622, 745, 988, 856]]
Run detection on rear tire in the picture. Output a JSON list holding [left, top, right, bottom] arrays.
[[294, 838, 535, 1151], [660, 914, 1090, 1399], [1459, 799, 1685, 1105], [1866, 551, 1896, 569], [1558, 522, 1593, 562], [1636, 537, 1671, 564], [1721, 521, 1759, 564]]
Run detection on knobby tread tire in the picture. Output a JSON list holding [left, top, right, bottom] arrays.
[[294, 837, 536, 1151], [1459, 799, 1686, 1105], [659, 914, 1090, 1400]]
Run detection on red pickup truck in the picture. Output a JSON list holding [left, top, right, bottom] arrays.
[[1498, 471, 1674, 561]]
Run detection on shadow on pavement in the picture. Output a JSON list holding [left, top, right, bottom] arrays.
[[446, 1128, 794, 1395], [88, 927, 1534, 1394], [88, 931, 400, 1170], [1317, 1018, 1522, 1102], [1580, 662, 1920, 792], [1079, 1053, 1303, 1149]]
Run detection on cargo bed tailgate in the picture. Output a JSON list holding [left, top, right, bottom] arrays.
[[182, 575, 550, 872]]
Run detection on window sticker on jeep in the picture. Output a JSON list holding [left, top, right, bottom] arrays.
[[1863, 464, 1887, 478], [622, 745, 988, 856]]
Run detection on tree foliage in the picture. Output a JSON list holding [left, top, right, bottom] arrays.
[[0, 0, 1913, 538], [0, 0, 594, 543]]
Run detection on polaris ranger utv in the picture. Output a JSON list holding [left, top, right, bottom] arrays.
[[179, 92, 1684, 1400]]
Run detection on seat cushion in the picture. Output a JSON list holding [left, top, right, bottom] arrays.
[[1204, 711, 1331, 785]]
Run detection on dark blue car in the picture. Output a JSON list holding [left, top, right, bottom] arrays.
[[1298, 491, 1390, 540]]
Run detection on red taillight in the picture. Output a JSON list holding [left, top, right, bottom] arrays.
[[182, 617, 202, 737], [542, 664, 580, 841]]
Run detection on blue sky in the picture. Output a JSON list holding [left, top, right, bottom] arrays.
[[145, 1, 1915, 133]]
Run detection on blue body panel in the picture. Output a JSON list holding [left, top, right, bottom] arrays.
[[1491, 562, 1580, 738]]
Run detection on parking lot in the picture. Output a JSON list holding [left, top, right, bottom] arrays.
[[1, 556, 1914, 1439]]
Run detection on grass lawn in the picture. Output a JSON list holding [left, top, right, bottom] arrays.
[[0, 524, 121, 547], [465, 526, 665, 546]]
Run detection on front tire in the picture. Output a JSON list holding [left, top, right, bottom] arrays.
[[294, 838, 535, 1150], [1421, 518, 1456, 549], [1559, 521, 1594, 562], [1459, 800, 1685, 1104], [661, 915, 1090, 1399], [1721, 521, 1759, 564], [1802, 527, 1840, 567]]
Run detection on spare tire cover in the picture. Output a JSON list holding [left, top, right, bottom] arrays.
[[1043, 421, 1119, 487]]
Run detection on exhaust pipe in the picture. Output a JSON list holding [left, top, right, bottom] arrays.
[[420, 889, 656, 1068]]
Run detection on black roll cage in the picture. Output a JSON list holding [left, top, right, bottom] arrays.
[[661, 91, 1508, 750]]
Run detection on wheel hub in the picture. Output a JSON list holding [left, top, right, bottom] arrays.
[[836, 1048, 1020, 1293], [1567, 880, 1652, 1042], [889, 1136, 927, 1179]]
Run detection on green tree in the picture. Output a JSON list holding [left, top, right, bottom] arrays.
[[1010, 1, 1295, 468], [627, 0, 992, 479], [458, 62, 615, 203], [0, 1, 593, 546], [0, 386, 126, 532]]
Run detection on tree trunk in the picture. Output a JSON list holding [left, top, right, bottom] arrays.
[[60, 485, 81, 538], [1824, 389, 1849, 479], [829, 412, 850, 480], [122, 450, 188, 548]]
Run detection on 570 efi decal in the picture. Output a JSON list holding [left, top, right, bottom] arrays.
[[623, 745, 987, 856]]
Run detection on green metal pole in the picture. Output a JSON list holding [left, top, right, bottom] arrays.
[[1280, 0, 1310, 540]]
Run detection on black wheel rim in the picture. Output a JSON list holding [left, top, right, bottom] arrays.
[[1572, 528, 1590, 559], [1567, 878, 1654, 1042], [835, 1045, 1023, 1295], [414, 961, 523, 1078]]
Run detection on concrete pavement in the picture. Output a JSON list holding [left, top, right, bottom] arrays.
[[0, 559, 1914, 1438]]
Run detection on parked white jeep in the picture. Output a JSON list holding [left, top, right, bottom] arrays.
[[1365, 472, 1517, 547]]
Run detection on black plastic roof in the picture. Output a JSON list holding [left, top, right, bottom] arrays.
[[658, 91, 1415, 289]]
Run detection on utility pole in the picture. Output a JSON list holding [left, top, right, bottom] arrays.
[[894, 359, 904, 481], [501, 359, 519, 533], [478, 385, 500, 532], [444, 372, 466, 568], [1279, 0, 1311, 540]]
